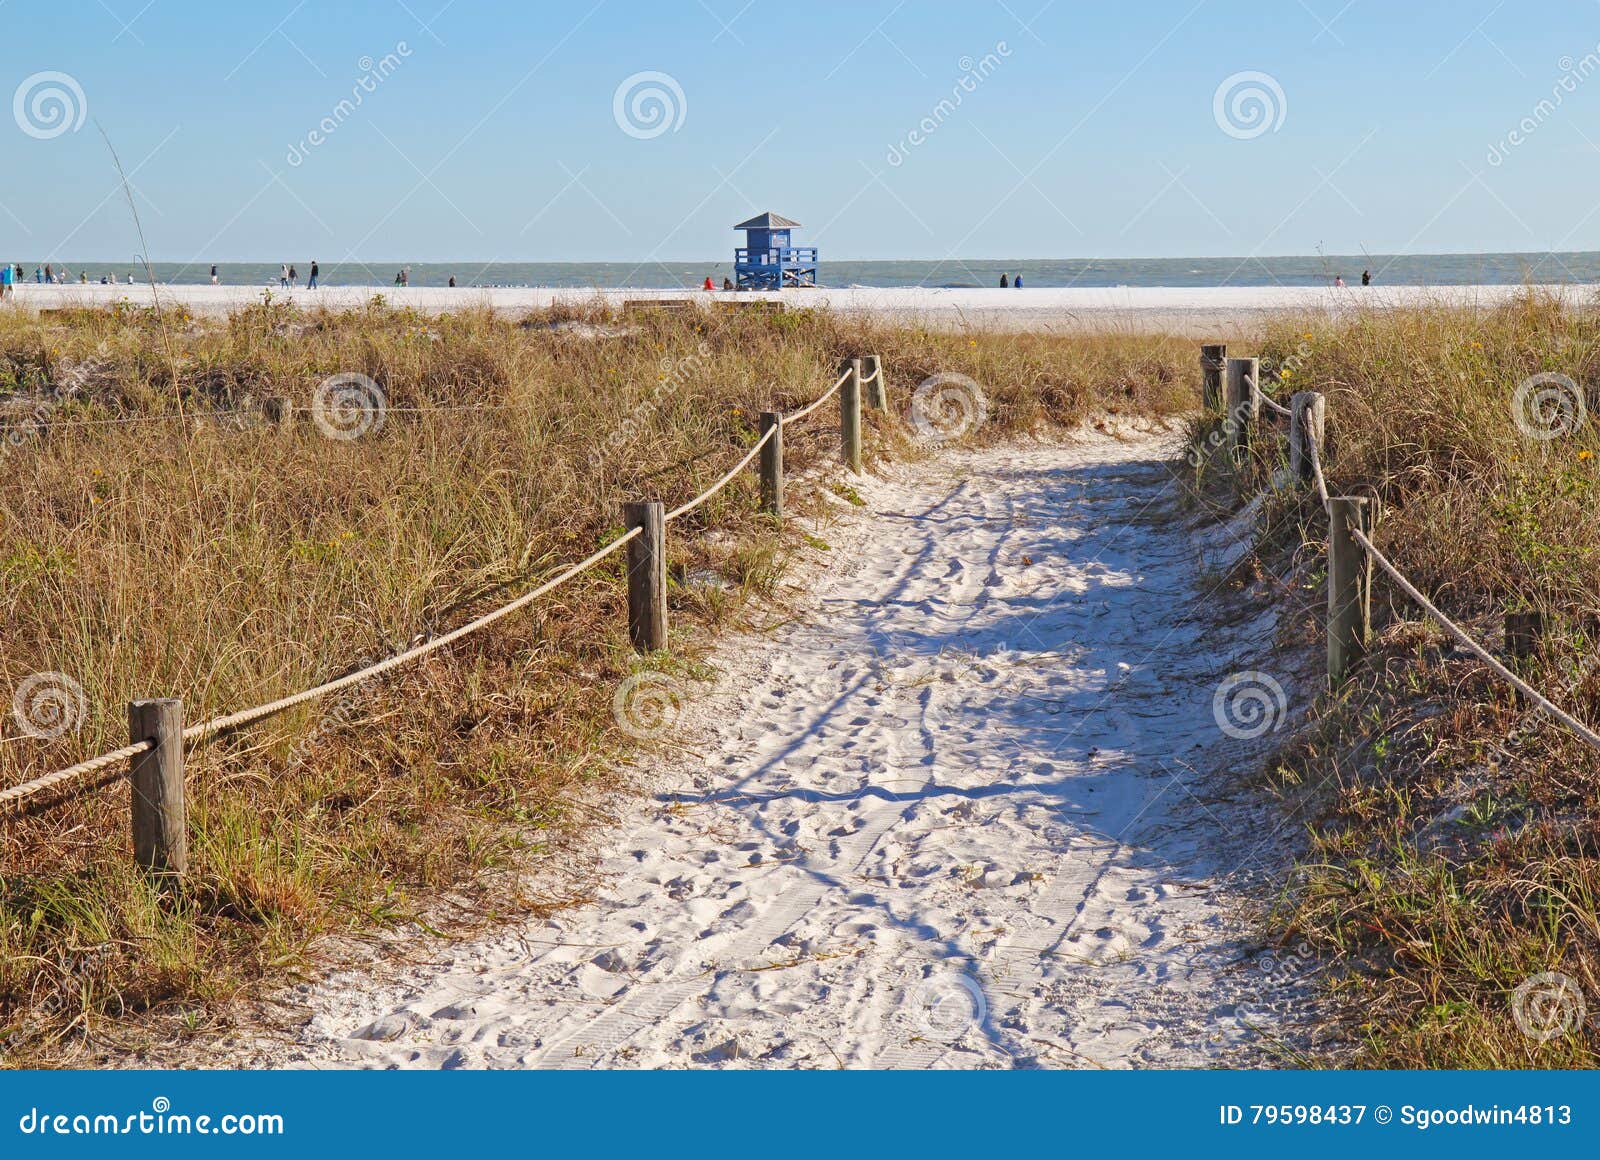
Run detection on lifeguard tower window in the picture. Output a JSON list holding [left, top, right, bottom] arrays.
[[733, 211, 818, 290]]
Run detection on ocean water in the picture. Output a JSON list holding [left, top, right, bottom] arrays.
[[28, 252, 1600, 290]]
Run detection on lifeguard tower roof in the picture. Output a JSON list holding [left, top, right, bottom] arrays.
[[734, 212, 802, 230]]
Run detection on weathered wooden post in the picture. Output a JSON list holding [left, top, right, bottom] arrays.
[[129, 698, 186, 879], [1289, 391, 1326, 485], [862, 354, 887, 410], [1225, 357, 1260, 469], [839, 357, 862, 473], [1201, 343, 1227, 411], [1506, 610, 1546, 707], [1327, 497, 1373, 687], [759, 411, 783, 518], [624, 500, 666, 653]]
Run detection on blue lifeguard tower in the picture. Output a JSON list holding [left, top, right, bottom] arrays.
[[734, 212, 818, 290]]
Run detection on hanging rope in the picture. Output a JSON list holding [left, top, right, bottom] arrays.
[[1295, 394, 1599, 753]]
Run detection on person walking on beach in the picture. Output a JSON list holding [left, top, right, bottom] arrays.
[[448, 275, 456, 287], [288, 265, 299, 287], [1361, 269, 1371, 286], [211, 264, 219, 285], [1, 262, 13, 299], [308, 261, 319, 289], [279, 264, 289, 288]]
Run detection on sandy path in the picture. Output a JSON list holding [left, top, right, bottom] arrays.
[[246, 427, 1310, 1069]]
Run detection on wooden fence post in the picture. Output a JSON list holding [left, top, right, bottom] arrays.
[[862, 354, 887, 410], [759, 411, 783, 518], [1506, 610, 1546, 708], [1328, 496, 1373, 687], [839, 357, 862, 473], [624, 500, 666, 653], [1289, 391, 1326, 485], [129, 698, 186, 879], [1201, 343, 1227, 411], [1225, 357, 1260, 469]]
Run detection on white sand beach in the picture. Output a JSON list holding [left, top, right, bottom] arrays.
[[8, 281, 1589, 334], [221, 426, 1318, 1070]]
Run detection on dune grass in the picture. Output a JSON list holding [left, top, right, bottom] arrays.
[[1238, 292, 1600, 1067], [0, 297, 1195, 1062]]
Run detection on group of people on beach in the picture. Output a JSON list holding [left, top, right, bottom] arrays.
[[0, 262, 137, 294], [8, 263, 97, 285], [277, 262, 320, 288], [998, 273, 1025, 287]]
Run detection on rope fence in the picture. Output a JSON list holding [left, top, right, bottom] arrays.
[[1258, 392, 1293, 419], [0, 353, 889, 857], [784, 365, 851, 424], [1204, 345, 1600, 757]]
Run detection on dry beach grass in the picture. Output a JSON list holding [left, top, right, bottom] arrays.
[[0, 297, 1193, 1062], [12, 288, 1595, 1069], [1241, 292, 1600, 1067]]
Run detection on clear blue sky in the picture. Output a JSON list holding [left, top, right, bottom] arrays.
[[8, 0, 1600, 261]]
